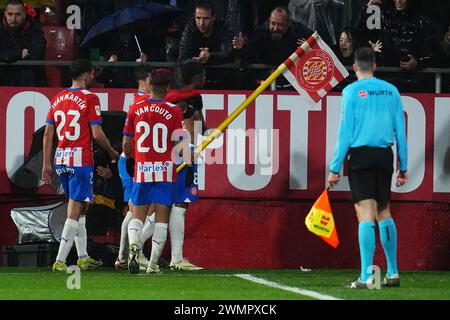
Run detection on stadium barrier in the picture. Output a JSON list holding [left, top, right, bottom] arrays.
[[0, 60, 449, 93], [0, 87, 449, 270]]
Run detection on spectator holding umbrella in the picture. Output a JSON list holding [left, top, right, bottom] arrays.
[[79, 2, 181, 87], [96, 25, 148, 88]]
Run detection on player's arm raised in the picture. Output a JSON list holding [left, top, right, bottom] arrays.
[[42, 123, 54, 184], [91, 125, 119, 161]]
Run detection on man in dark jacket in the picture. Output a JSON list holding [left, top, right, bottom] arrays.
[[232, 6, 313, 89], [233, 6, 313, 66], [355, 0, 438, 92], [0, 0, 46, 86], [379, 0, 435, 70], [178, 0, 232, 64]]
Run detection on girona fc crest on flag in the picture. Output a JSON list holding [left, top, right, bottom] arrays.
[[297, 50, 334, 91], [282, 32, 349, 106]]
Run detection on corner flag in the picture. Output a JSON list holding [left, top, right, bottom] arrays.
[[282, 34, 349, 106], [176, 32, 349, 173], [305, 189, 339, 248]]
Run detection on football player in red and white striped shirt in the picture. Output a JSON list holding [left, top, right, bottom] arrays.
[[123, 68, 186, 274], [42, 59, 119, 272], [116, 66, 156, 271]]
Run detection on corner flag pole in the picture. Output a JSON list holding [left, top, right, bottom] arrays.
[[176, 32, 320, 173]]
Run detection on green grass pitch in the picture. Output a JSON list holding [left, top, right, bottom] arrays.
[[1, 268, 449, 300]]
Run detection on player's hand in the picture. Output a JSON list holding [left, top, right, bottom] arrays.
[[109, 149, 119, 161], [328, 172, 340, 187], [126, 158, 135, 177], [297, 38, 307, 47], [232, 32, 245, 50], [400, 55, 417, 71], [42, 166, 53, 185], [96, 165, 113, 179], [369, 40, 383, 52], [396, 170, 408, 187], [21, 49, 29, 59]]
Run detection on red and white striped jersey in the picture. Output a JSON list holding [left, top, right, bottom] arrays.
[[46, 88, 102, 167], [121, 92, 149, 158], [123, 98, 183, 183]]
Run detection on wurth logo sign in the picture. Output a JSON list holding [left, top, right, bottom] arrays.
[[320, 215, 331, 226], [359, 90, 367, 99]]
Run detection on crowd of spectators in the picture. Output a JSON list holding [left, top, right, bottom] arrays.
[[0, 0, 450, 92]]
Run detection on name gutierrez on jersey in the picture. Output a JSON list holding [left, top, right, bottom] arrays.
[[52, 93, 87, 110], [134, 104, 173, 120]]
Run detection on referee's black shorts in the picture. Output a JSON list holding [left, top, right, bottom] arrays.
[[348, 146, 394, 204]]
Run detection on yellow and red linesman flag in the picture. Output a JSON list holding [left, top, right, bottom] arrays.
[[305, 189, 339, 248], [281, 34, 349, 106]]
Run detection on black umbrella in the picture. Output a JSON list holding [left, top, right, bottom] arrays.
[[80, 1, 182, 52]]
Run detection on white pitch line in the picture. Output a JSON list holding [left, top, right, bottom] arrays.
[[235, 274, 342, 301]]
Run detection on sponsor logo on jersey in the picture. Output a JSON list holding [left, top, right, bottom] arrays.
[[137, 162, 171, 173], [55, 166, 75, 175], [359, 90, 367, 99]]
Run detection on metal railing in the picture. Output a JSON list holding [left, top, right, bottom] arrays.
[[0, 60, 449, 93]]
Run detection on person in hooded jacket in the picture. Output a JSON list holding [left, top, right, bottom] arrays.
[[0, 0, 46, 86]]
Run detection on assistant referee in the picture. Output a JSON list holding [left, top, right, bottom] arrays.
[[328, 47, 408, 289]]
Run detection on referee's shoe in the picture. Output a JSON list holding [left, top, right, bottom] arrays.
[[381, 274, 400, 287], [346, 277, 372, 289]]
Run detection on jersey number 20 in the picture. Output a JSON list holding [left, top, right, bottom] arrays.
[[136, 121, 168, 153]]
